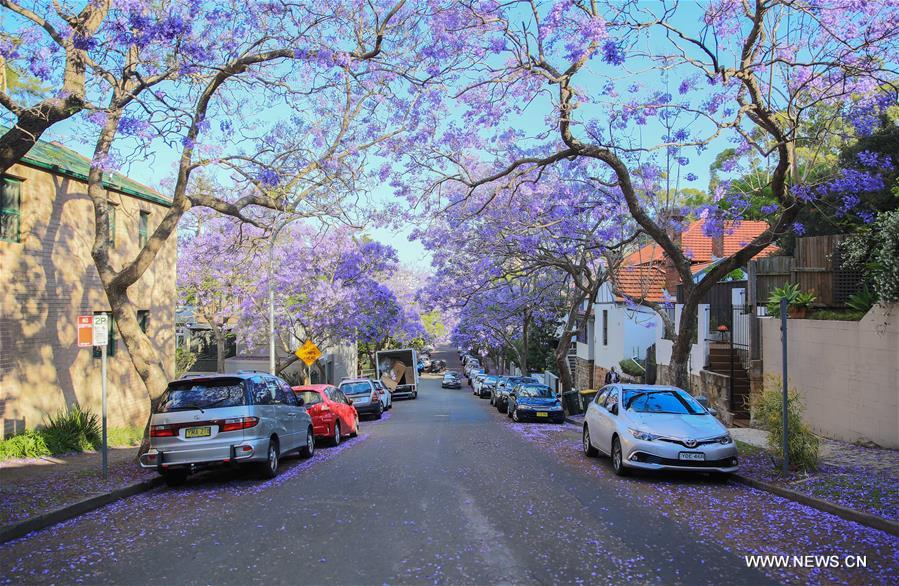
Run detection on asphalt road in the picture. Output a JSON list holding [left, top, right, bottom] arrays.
[[2, 348, 893, 585]]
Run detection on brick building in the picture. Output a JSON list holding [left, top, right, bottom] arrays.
[[0, 135, 175, 437]]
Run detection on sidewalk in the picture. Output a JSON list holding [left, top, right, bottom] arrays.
[[730, 427, 899, 525], [0, 448, 157, 534]]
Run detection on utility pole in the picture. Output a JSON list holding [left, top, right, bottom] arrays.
[[268, 218, 298, 374], [780, 298, 789, 474]]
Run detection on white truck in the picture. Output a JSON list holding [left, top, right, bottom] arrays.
[[376, 348, 419, 400]]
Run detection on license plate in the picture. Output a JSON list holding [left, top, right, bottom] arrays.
[[679, 452, 705, 461], [185, 426, 211, 438], [536, 412, 548, 417]]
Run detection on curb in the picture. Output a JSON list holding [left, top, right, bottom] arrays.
[[733, 474, 899, 537], [0, 476, 163, 545]]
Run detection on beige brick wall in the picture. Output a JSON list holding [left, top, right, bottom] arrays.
[[760, 305, 899, 449], [0, 162, 176, 436]]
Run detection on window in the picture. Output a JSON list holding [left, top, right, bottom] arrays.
[[603, 389, 619, 412], [137, 310, 149, 333], [279, 380, 297, 405], [251, 377, 273, 405], [1, 177, 22, 243], [92, 312, 116, 358], [602, 310, 608, 346], [138, 210, 149, 247], [107, 204, 116, 246]]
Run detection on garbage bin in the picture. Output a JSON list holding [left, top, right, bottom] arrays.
[[578, 389, 599, 412], [560, 390, 581, 415]]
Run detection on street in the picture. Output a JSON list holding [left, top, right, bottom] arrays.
[[1, 348, 896, 585]]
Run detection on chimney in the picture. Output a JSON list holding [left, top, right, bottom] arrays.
[[712, 232, 724, 259], [661, 210, 685, 300]]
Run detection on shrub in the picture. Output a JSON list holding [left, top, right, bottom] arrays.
[[106, 426, 144, 447], [618, 358, 645, 378], [43, 405, 101, 454], [0, 430, 51, 460], [841, 209, 899, 304], [175, 347, 198, 378], [751, 376, 819, 472]]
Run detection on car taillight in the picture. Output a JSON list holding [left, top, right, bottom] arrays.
[[150, 424, 175, 437], [371, 392, 378, 402], [220, 417, 259, 432]]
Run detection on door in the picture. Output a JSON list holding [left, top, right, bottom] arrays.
[[332, 387, 354, 430], [265, 377, 298, 450], [585, 387, 609, 452], [596, 387, 620, 454], [279, 378, 307, 449]]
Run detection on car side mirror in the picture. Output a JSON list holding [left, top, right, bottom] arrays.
[[295, 397, 305, 407]]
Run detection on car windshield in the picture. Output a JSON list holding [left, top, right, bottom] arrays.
[[518, 385, 554, 398], [340, 382, 371, 395], [295, 391, 323, 406], [157, 379, 247, 413], [445, 372, 459, 378], [625, 390, 705, 415]]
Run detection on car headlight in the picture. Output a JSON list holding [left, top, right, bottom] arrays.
[[629, 428, 660, 441], [717, 433, 733, 445]]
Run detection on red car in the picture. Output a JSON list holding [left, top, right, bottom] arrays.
[[293, 384, 360, 446]]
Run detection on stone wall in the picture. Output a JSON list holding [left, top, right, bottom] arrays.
[[573, 357, 594, 390], [760, 305, 899, 448], [0, 162, 176, 436]]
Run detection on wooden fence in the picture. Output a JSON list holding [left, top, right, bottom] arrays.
[[749, 235, 863, 307]]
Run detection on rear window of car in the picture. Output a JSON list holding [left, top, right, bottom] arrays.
[[296, 391, 323, 406], [340, 382, 371, 395], [156, 378, 248, 413]]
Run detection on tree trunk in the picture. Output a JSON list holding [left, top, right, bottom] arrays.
[[521, 314, 529, 374], [669, 300, 699, 391], [214, 326, 225, 373]]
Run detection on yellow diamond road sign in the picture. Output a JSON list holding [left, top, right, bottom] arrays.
[[295, 340, 322, 366]]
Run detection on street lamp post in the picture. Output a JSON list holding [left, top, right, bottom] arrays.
[[268, 217, 297, 375]]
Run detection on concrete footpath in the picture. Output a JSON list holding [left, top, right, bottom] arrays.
[[0, 448, 159, 543]]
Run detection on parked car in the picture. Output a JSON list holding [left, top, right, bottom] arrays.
[[472, 373, 490, 395], [477, 375, 499, 399], [372, 380, 393, 411], [506, 383, 564, 423], [338, 379, 384, 419], [429, 360, 446, 373], [582, 384, 738, 477], [293, 384, 360, 446], [493, 376, 539, 412], [442, 371, 462, 389], [139, 373, 314, 485]]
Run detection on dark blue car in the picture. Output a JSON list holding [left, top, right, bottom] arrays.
[[506, 383, 565, 423]]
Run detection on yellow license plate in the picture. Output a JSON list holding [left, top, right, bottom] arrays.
[[185, 426, 211, 438], [536, 412, 548, 417]]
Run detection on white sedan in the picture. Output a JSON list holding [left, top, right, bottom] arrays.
[[582, 384, 738, 477]]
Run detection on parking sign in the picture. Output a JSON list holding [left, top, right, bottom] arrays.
[[77, 316, 93, 347], [92, 314, 109, 346]]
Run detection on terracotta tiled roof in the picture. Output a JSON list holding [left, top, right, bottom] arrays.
[[613, 263, 669, 303], [612, 219, 781, 302], [622, 220, 779, 267]]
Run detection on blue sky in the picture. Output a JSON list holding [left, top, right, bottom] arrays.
[[34, 2, 729, 271]]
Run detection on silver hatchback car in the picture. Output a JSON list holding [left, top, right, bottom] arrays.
[[139, 373, 315, 485], [583, 384, 738, 477]]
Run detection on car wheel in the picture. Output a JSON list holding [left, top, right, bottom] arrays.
[[611, 436, 628, 476], [350, 416, 359, 437], [331, 421, 341, 447], [412, 392, 417, 399], [583, 426, 598, 457], [162, 468, 188, 487], [260, 438, 280, 479], [299, 428, 315, 459], [375, 404, 383, 419]]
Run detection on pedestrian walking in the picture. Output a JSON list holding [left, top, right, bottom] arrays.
[[604, 366, 620, 384]]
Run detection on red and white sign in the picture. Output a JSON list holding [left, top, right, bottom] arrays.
[[77, 315, 94, 347]]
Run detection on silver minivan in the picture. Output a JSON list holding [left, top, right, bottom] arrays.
[[139, 373, 314, 485]]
